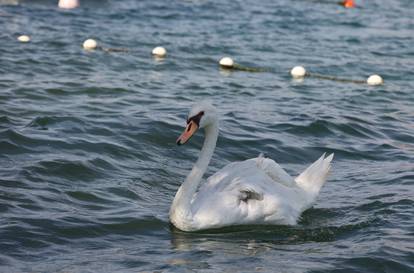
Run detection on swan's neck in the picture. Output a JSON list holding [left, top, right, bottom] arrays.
[[170, 122, 218, 230]]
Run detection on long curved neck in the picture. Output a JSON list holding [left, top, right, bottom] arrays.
[[170, 122, 219, 227]]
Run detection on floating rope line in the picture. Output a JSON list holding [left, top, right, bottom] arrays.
[[306, 72, 366, 84], [296, 66, 383, 85], [230, 64, 269, 73], [219, 57, 270, 72], [101, 47, 129, 53], [219, 59, 384, 86], [82, 39, 167, 57], [290, 66, 383, 85], [79, 43, 384, 86], [82, 38, 131, 53]]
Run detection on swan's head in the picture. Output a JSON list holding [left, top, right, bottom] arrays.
[[176, 102, 218, 145]]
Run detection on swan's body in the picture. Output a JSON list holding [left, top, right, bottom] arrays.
[[170, 102, 333, 231]]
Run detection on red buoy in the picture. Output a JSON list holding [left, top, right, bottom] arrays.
[[342, 0, 355, 8]]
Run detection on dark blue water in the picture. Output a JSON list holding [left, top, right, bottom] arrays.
[[1, 0, 413, 272]]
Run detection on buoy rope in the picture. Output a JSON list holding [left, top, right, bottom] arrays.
[[101, 47, 129, 53], [306, 72, 366, 84], [230, 64, 270, 73], [223, 63, 368, 84]]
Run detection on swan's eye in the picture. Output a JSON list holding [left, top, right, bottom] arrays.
[[187, 111, 204, 126]]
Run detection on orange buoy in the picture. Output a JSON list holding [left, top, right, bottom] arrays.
[[342, 0, 355, 8]]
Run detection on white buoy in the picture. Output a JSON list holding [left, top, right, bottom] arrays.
[[290, 66, 306, 78], [367, 74, 383, 86], [83, 39, 97, 50], [219, 57, 234, 68], [152, 46, 167, 57], [17, 35, 31, 43], [58, 0, 79, 9]]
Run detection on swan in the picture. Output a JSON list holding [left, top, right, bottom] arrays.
[[170, 102, 333, 231]]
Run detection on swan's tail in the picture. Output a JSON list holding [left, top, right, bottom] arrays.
[[295, 153, 334, 203]]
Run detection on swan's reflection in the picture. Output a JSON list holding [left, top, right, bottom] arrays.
[[170, 224, 273, 255], [168, 223, 341, 272], [169, 225, 283, 272]]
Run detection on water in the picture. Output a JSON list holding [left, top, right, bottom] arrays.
[[1, 0, 413, 272]]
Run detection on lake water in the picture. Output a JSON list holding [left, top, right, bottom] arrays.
[[0, 0, 413, 272]]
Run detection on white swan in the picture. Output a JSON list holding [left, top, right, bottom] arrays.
[[170, 102, 333, 232]]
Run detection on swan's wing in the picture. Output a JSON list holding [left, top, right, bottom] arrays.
[[201, 157, 296, 193], [255, 155, 297, 187], [191, 159, 304, 229]]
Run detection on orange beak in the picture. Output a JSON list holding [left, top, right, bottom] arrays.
[[176, 120, 199, 145]]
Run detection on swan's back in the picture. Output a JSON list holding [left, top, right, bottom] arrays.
[[190, 158, 302, 229], [189, 154, 333, 230]]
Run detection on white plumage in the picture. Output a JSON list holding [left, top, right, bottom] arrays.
[[170, 102, 333, 231]]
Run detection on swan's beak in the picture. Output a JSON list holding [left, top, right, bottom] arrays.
[[176, 120, 198, 145]]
